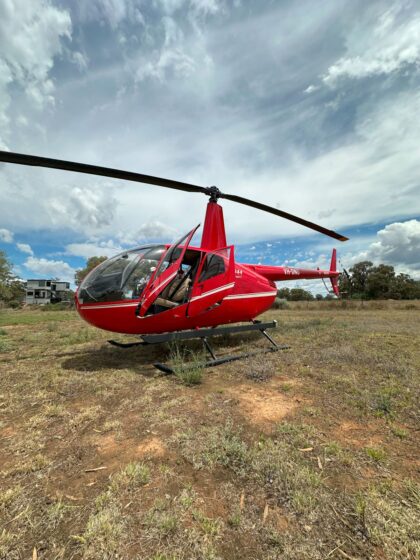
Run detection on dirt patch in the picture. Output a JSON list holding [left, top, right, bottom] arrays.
[[227, 382, 300, 429], [136, 436, 166, 458], [91, 432, 167, 465], [334, 420, 383, 448]]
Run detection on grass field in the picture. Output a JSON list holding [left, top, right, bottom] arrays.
[[0, 302, 419, 559]]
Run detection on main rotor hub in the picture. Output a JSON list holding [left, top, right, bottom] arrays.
[[206, 185, 221, 202]]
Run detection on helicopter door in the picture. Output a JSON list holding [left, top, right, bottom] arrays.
[[137, 225, 200, 317], [187, 246, 235, 317]]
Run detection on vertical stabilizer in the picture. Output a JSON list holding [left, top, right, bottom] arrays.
[[330, 248, 339, 296]]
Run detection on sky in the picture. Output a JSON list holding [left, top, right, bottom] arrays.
[[0, 0, 419, 293]]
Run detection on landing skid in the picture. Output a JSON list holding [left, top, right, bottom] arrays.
[[108, 320, 289, 373]]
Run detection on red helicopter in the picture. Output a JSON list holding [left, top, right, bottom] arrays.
[[0, 150, 348, 371]]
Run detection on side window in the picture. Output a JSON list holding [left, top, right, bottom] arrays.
[[199, 253, 225, 282]]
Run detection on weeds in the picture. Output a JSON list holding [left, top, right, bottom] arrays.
[[170, 344, 204, 386], [81, 504, 125, 559], [67, 327, 96, 345], [390, 424, 408, 439], [244, 353, 274, 382], [365, 447, 387, 463], [361, 481, 420, 558], [111, 461, 150, 490], [0, 337, 10, 352], [176, 420, 248, 472]]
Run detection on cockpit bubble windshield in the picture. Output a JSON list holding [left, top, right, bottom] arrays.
[[77, 245, 166, 303]]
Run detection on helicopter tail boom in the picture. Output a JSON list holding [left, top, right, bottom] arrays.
[[243, 248, 340, 295]]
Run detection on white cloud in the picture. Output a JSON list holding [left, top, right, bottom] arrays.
[[303, 84, 318, 94], [66, 240, 123, 259], [24, 256, 75, 283], [261, 89, 420, 237], [344, 220, 420, 278], [190, 0, 223, 15], [76, 0, 145, 28], [0, 228, 14, 243], [46, 185, 117, 230], [323, 5, 420, 85], [367, 220, 420, 266], [136, 220, 178, 241], [16, 243, 33, 255], [136, 48, 198, 82], [0, 0, 71, 144], [70, 51, 89, 71], [135, 14, 213, 83]]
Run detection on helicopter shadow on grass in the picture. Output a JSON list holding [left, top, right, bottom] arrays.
[[60, 331, 264, 375], [60, 341, 169, 376]]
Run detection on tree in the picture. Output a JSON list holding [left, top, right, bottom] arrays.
[[389, 273, 420, 300], [348, 261, 374, 296], [277, 287, 314, 301], [339, 260, 420, 300], [277, 288, 290, 300], [0, 250, 25, 305], [366, 264, 395, 299], [75, 256, 108, 286], [289, 288, 314, 301]]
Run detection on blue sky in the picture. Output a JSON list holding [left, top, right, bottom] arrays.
[[0, 0, 419, 293]]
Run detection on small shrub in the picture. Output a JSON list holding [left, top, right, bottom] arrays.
[[227, 512, 241, 528], [272, 298, 289, 310], [0, 338, 10, 353], [192, 510, 221, 536], [111, 461, 150, 490], [324, 441, 342, 456], [365, 447, 387, 463], [244, 354, 273, 382], [67, 328, 95, 344], [170, 345, 204, 386], [82, 504, 125, 558], [390, 424, 408, 439], [280, 382, 293, 392]]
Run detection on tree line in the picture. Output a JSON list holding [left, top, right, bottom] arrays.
[[278, 261, 419, 301], [338, 261, 420, 300]]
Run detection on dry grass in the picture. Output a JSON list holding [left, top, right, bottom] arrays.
[[0, 303, 419, 559]]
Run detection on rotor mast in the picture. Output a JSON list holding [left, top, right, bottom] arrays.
[[200, 187, 227, 250]]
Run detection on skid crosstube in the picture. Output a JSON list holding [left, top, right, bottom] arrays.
[[108, 320, 290, 372]]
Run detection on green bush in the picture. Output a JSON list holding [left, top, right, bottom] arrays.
[[272, 297, 289, 310]]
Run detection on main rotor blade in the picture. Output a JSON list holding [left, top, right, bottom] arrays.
[[0, 150, 348, 241], [220, 193, 349, 241], [0, 150, 208, 195]]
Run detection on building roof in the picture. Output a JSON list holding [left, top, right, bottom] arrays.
[[27, 279, 69, 283]]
